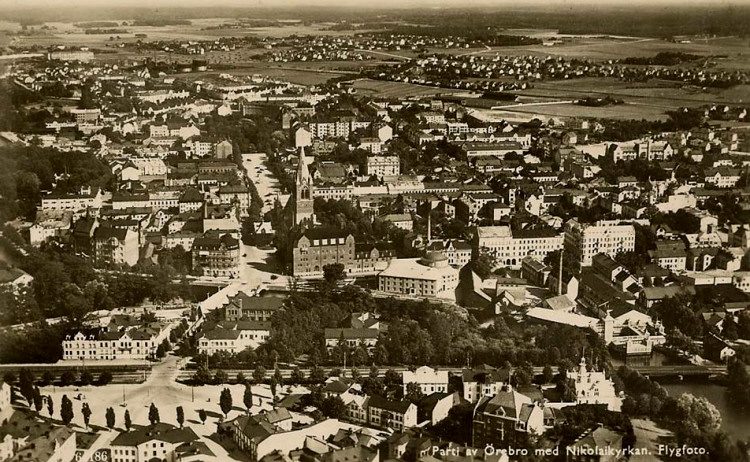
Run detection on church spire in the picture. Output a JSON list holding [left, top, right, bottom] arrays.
[[293, 147, 314, 225], [296, 147, 310, 185]]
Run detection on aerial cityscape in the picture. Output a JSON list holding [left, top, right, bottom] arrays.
[[0, 1, 749, 461]]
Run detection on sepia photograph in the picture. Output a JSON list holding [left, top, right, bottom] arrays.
[[0, 0, 749, 460]]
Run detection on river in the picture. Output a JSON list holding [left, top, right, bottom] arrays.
[[613, 352, 749, 439]]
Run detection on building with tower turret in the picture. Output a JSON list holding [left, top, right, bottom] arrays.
[[293, 148, 315, 225], [567, 356, 622, 411]]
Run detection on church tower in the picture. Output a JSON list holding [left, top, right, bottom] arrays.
[[293, 147, 314, 225]]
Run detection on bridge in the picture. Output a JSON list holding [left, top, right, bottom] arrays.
[[174, 363, 727, 381], [629, 364, 726, 377]]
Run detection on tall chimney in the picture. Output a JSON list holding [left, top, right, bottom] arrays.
[[427, 211, 431, 243], [558, 249, 563, 295]]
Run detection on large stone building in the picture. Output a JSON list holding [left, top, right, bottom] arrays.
[[109, 423, 208, 462], [62, 322, 172, 361], [93, 226, 140, 266], [564, 219, 635, 268], [224, 293, 285, 321], [475, 226, 563, 269], [472, 389, 560, 449], [378, 252, 459, 300], [402, 366, 449, 395], [197, 321, 271, 355], [191, 230, 241, 278], [567, 357, 622, 411], [365, 155, 400, 178], [292, 229, 394, 278]]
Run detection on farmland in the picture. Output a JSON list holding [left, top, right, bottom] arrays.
[[510, 78, 750, 108], [496, 101, 671, 122], [351, 78, 472, 98]]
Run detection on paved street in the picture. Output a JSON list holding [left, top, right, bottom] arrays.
[[39, 355, 282, 461]]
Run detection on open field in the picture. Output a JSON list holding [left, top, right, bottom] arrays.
[[460, 35, 750, 70], [3, 19, 388, 49], [351, 78, 472, 98], [512, 78, 750, 108], [176, 64, 353, 86], [498, 101, 670, 121]]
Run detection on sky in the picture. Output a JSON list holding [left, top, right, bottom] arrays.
[[2, 0, 747, 8]]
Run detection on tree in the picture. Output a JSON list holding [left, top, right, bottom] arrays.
[[19, 369, 35, 406], [148, 403, 160, 425], [41, 371, 55, 386], [82, 402, 92, 429], [194, 365, 211, 385], [290, 367, 304, 385], [320, 396, 347, 418], [199, 409, 207, 425], [558, 359, 573, 380], [405, 382, 424, 404], [542, 366, 554, 384], [309, 366, 325, 383], [2, 372, 15, 384], [47, 395, 53, 417], [80, 370, 94, 386], [323, 263, 346, 285], [97, 371, 113, 386], [471, 251, 497, 279], [124, 410, 132, 431], [220, 387, 233, 418], [270, 376, 278, 399], [156, 343, 167, 358], [384, 369, 400, 387], [243, 385, 254, 413], [32, 386, 43, 412], [236, 372, 246, 384], [675, 393, 722, 437], [738, 310, 750, 340], [727, 358, 750, 407], [273, 366, 284, 385], [214, 369, 228, 385], [61, 371, 76, 386], [61, 395, 74, 425], [723, 316, 739, 341], [176, 406, 185, 428], [106, 407, 115, 429], [253, 365, 266, 384]]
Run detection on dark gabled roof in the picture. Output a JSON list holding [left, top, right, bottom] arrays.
[[461, 365, 510, 384], [324, 380, 352, 393], [324, 328, 379, 340], [179, 187, 203, 203], [300, 228, 353, 242], [226, 293, 285, 312], [94, 226, 130, 241], [73, 217, 98, 235], [175, 441, 215, 458], [475, 390, 526, 418], [355, 242, 395, 257], [367, 395, 413, 414], [192, 231, 239, 250], [111, 423, 199, 447], [0, 267, 29, 284], [201, 327, 241, 340]]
